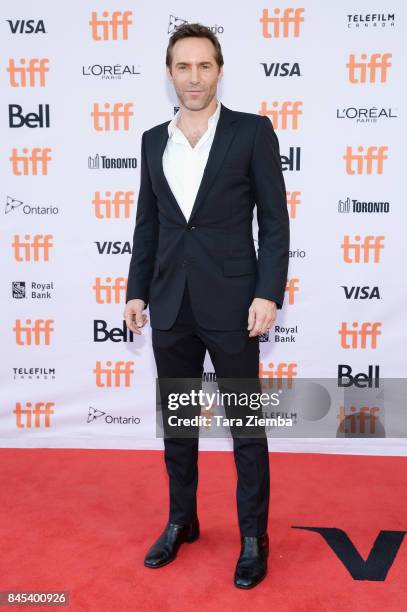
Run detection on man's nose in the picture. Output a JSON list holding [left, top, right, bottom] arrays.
[[189, 67, 200, 82]]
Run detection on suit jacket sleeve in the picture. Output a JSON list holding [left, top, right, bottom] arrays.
[[249, 115, 290, 309], [125, 131, 158, 308]]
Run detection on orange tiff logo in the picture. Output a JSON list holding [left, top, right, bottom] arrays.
[[347, 53, 392, 83], [259, 362, 297, 387], [93, 277, 127, 304], [7, 58, 49, 87], [10, 148, 52, 175], [343, 145, 388, 174], [12, 234, 53, 261], [337, 406, 381, 434], [93, 191, 134, 218], [13, 320, 54, 345], [286, 279, 300, 305], [260, 7, 305, 37], [93, 361, 134, 387], [341, 235, 384, 263], [287, 191, 301, 218], [338, 322, 382, 349], [89, 10, 133, 40], [14, 401, 55, 428], [91, 103, 134, 131], [259, 102, 303, 129]]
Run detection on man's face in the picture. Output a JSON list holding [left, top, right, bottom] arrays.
[[167, 36, 223, 111]]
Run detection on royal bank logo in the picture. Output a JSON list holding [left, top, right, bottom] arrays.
[[12, 281, 26, 298], [12, 280, 55, 300]]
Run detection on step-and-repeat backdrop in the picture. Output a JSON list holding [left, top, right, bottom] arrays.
[[1, 2, 405, 453]]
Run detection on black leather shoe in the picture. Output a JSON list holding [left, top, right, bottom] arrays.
[[144, 516, 200, 568], [234, 533, 269, 589]]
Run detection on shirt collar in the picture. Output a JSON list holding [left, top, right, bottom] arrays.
[[167, 99, 221, 139]]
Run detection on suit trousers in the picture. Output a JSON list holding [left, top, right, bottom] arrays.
[[151, 278, 270, 536]]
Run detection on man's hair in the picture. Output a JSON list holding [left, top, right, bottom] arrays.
[[166, 23, 224, 72]]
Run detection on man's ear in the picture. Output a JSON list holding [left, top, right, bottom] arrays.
[[166, 65, 173, 83]]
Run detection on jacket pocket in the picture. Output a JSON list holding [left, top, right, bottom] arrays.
[[223, 257, 257, 276]]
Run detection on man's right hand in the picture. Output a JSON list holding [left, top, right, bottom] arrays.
[[123, 299, 148, 335]]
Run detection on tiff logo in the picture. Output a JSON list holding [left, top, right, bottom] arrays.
[[12, 234, 53, 261], [259, 101, 302, 129], [260, 8, 305, 38], [343, 146, 388, 174], [92, 191, 134, 218], [93, 277, 128, 304], [7, 58, 49, 87], [347, 53, 392, 83], [89, 11, 133, 41], [341, 235, 384, 263], [338, 322, 382, 349], [14, 401, 55, 428], [13, 319, 54, 345], [93, 361, 134, 387], [91, 103, 134, 131]]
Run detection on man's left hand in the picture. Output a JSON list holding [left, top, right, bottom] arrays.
[[247, 298, 277, 337]]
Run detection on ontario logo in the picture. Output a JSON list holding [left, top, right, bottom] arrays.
[[87, 406, 141, 425]]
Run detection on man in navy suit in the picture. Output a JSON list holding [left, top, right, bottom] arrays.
[[124, 22, 289, 589]]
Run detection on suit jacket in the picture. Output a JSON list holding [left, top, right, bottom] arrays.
[[126, 102, 290, 331]]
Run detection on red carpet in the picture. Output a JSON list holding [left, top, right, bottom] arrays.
[[0, 448, 406, 611]]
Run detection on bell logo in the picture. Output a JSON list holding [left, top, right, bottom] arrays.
[[259, 101, 303, 129], [343, 145, 388, 175], [13, 319, 54, 345], [12, 234, 53, 262], [347, 53, 392, 83], [260, 7, 305, 38], [93, 191, 134, 219], [7, 58, 49, 87], [10, 148, 52, 176], [341, 235, 384, 263], [91, 102, 134, 131], [93, 277, 128, 304], [14, 401, 55, 428], [89, 11, 133, 41], [93, 360, 134, 387], [338, 322, 382, 349]]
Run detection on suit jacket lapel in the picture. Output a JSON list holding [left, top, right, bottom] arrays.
[[155, 102, 239, 224]]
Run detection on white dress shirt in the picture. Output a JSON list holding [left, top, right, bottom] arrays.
[[162, 98, 221, 222]]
